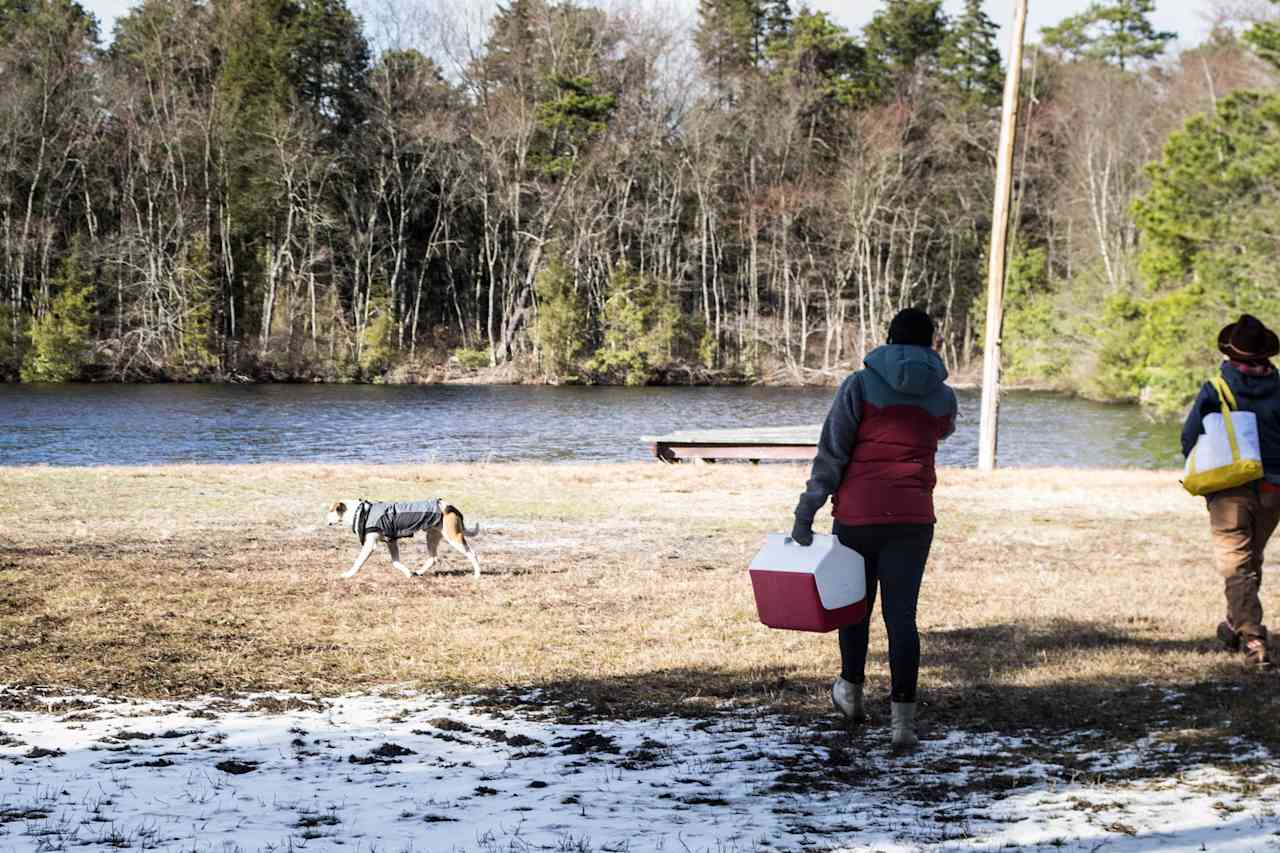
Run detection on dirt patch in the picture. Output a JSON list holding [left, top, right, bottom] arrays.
[[370, 742, 416, 758], [24, 747, 64, 759], [215, 759, 259, 774], [426, 717, 473, 733], [554, 730, 620, 755]]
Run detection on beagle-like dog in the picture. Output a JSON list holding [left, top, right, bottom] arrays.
[[326, 498, 481, 579]]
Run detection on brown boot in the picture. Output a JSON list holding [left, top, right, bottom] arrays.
[[1242, 627, 1272, 669], [1217, 620, 1241, 652]]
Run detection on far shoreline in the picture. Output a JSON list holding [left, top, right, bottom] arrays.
[[1, 374, 1118, 398], [1, 375, 1168, 416]]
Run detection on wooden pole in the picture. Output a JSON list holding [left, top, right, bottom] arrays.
[[977, 0, 1030, 473]]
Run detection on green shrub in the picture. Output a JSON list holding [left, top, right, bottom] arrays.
[[21, 244, 94, 382], [451, 346, 492, 370], [533, 255, 584, 379], [584, 263, 682, 386], [1087, 294, 1147, 404], [698, 327, 718, 370], [1131, 288, 1221, 415], [1000, 245, 1073, 383], [0, 303, 21, 379], [1089, 288, 1237, 416], [176, 238, 219, 376], [358, 297, 396, 377]]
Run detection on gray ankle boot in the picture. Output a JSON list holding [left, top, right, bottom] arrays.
[[890, 701, 918, 750], [831, 677, 865, 722]]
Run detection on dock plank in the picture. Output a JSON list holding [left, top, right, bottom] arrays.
[[642, 425, 820, 463]]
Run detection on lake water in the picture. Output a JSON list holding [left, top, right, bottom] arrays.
[[0, 383, 1182, 469]]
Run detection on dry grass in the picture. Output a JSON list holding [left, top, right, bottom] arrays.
[[2, 463, 1279, 758]]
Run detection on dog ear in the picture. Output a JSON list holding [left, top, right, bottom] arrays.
[[331, 501, 347, 515]]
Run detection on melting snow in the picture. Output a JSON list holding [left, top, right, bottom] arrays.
[[0, 690, 1276, 851]]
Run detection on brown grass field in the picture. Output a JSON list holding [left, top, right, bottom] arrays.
[[2, 462, 1278, 764]]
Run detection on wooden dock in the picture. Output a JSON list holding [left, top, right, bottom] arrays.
[[642, 425, 820, 463]]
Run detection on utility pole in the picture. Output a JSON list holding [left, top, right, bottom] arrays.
[[978, 0, 1030, 473]]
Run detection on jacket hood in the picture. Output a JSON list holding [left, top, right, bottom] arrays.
[[865, 344, 949, 396], [1223, 361, 1280, 400]]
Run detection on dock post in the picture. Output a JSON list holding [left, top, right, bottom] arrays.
[[978, 0, 1029, 473]]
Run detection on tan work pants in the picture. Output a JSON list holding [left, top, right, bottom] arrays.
[[1208, 486, 1280, 640]]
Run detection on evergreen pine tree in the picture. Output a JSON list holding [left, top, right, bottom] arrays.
[[1040, 9, 1092, 61], [695, 0, 792, 81], [290, 0, 370, 143], [940, 0, 1003, 102], [863, 0, 948, 91], [768, 9, 871, 113], [479, 0, 543, 95], [696, 0, 752, 81], [533, 74, 618, 177], [761, 0, 792, 52], [1041, 0, 1175, 70]]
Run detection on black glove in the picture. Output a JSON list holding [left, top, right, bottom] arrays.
[[790, 519, 813, 546]]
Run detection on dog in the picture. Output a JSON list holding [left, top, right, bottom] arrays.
[[326, 498, 481, 579]]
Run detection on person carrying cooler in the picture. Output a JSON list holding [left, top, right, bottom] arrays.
[[1181, 314, 1280, 668], [790, 307, 957, 750]]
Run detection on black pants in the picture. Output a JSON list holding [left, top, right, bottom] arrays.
[[833, 522, 934, 703]]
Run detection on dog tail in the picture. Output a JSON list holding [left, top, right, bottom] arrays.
[[458, 509, 481, 538], [447, 504, 481, 538]]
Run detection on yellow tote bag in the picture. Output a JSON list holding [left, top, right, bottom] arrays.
[[1183, 377, 1264, 496]]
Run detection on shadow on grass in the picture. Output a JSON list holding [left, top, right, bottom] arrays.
[[419, 565, 564, 578], [476, 617, 1280, 794]]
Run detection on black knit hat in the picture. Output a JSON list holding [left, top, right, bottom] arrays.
[[887, 308, 935, 347], [1218, 314, 1279, 363]]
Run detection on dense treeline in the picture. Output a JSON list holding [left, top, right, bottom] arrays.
[[1, 0, 1277, 406]]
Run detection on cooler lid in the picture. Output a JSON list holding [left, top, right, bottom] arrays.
[[748, 534, 866, 610], [748, 533, 835, 574]]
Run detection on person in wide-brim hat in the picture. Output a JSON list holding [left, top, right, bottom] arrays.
[[1183, 313, 1280, 668], [1218, 313, 1280, 363]]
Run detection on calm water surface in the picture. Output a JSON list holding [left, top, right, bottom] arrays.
[[0, 383, 1182, 468]]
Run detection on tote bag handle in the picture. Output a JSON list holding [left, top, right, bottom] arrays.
[[1209, 376, 1241, 462]]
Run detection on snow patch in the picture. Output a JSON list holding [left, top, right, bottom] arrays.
[[0, 691, 1276, 852]]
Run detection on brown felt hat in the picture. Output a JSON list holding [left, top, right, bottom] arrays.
[[1218, 313, 1280, 362]]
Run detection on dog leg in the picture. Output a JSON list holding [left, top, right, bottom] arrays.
[[440, 511, 479, 577], [442, 531, 481, 578], [414, 528, 441, 576], [342, 534, 379, 579], [387, 539, 412, 579]]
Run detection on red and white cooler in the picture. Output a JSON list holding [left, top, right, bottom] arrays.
[[748, 534, 867, 632]]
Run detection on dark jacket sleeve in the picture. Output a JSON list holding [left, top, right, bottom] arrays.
[[940, 387, 958, 440], [1181, 382, 1216, 458], [794, 374, 863, 525]]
